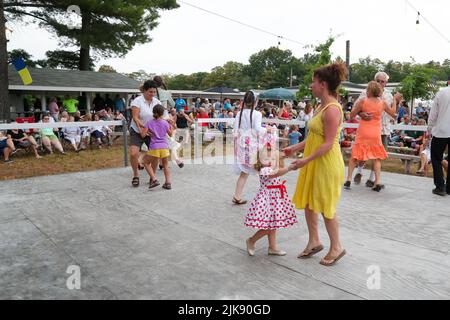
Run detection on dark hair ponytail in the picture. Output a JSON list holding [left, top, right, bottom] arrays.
[[238, 91, 256, 129], [153, 76, 167, 90]]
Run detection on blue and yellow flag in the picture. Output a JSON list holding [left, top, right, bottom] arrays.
[[12, 58, 33, 85]]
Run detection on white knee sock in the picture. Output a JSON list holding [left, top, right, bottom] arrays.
[[357, 166, 363, 175]]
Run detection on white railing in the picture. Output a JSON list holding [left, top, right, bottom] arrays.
[[193, 118, 429, 161], [0, 120, 130, 166], [0, 121, 124, 130]]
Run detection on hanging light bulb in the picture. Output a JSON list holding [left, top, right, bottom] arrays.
[[416, 11, 420, 31], [277, 36, 281, 46]]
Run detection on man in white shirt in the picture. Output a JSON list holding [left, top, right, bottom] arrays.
[[428, 79, 450, 196]]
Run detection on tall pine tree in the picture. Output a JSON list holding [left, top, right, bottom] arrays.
[[4, 0, 178, 70]]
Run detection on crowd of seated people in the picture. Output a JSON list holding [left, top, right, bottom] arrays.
[[1, 106, 126, 163]]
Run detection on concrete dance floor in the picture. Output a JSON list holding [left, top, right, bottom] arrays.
[[1, 163, 449, 300]]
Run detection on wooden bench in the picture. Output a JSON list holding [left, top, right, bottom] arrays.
[[387, 152, 420, 174], [341, 147, 420, 174]]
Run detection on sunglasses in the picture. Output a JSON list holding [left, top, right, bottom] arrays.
[[376, 80, 386, 84]]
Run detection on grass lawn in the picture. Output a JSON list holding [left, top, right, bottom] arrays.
[[0, 138, 433, 181]]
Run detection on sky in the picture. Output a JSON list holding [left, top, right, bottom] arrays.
[[6, 0, 450, 75]]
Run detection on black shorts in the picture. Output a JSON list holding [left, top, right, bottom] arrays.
[[130, 128, 150, 149], [15, 141, 31, 148]]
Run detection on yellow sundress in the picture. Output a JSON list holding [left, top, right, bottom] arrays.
[[292, 103, 345, 219]]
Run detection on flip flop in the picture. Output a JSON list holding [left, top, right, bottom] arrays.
[[232, 197, 247, 205], [298, 245, 324, 259], [320, 250, 347, 267]]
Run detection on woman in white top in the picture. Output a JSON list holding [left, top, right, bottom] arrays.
[[130, 80, 162, 187], [62, 116, 82, 152], [232, 90, 266, 205]]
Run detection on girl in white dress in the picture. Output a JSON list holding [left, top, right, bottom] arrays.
[[232, 91, 266, 205]]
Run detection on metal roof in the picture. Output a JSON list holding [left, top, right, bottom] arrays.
[[8, 66, 141, 93]]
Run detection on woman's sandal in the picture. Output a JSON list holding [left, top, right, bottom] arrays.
[[298, 245, 324, 259], [162, 183, 172, 190], [232, 197, 247, 205], [320, 250, 347, 267], [149, 180, 160, 189], [132, 177, 139, 187]]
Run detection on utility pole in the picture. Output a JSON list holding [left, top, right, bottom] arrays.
[[0, 0, 9, 123], [346, 40, 350, 81], [290, 67, 293, 87]]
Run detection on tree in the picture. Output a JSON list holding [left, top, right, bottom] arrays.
[[398, 65, 439, 117], [200, 61, 251, 90], [245, 47, 295, 89], [8, 48, 37, 67], [98, 65, 116, 73], [296, 36, 335, 101], [1, 0, 9, 121], [45, 50, 94, 70], [126, 70, 156, 84], [4, 0, 179, 70], [349, 56, 383, 83]]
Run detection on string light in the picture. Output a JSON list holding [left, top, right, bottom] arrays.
[[406, 0, 450, 44], [178, 0, 306, 48]]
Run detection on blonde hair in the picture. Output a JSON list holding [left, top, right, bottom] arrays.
[[254, 147, 284, 172], [367, 81, 383, 98], [417, 118, 426, 126]]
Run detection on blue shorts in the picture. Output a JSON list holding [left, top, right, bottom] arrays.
[[0, 139, 8, 153]]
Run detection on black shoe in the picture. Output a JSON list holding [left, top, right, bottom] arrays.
[[344, 181, 351, 190], [432, 188, 447, 196], [4, 159, 13, 163], [365, 180, 375, 188], [10, 149, 18, 157], [159, 164, 163, 170], [372, 185, 382, 192], [353, 173, 362, 185], [178, 162, 184, 169]]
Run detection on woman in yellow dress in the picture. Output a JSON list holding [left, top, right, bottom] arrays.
[[284, 62, 347, 266]]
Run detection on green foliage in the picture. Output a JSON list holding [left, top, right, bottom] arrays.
[[4, 0, 179, 70], [7, 48, 94, 70], [98, 65, 117, 73], [126, 70, 156, 84], [45, 50, 94, 70], [8, 49, 37, 67], [398, 65, 440, 102], [296, 36, 335, 101]]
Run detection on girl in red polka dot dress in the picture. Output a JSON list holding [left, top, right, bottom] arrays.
[[245, 143, 298, 257]]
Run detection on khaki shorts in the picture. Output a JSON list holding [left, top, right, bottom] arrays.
[[147, 149, 170, 159]]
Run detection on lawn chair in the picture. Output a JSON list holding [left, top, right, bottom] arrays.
[[15, 117, 36, 135]]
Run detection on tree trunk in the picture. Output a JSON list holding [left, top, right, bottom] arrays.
[[0, 0, 10, 122], [78, 11, 91, 71], [79, 46, 90, 71]]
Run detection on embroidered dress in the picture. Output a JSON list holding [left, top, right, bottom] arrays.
[[245, 167, 298, 230]]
